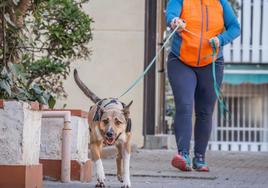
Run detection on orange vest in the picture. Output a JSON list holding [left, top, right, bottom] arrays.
[[180, 0, 224, 67]]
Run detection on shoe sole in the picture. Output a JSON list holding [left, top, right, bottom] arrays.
[[193, 166, 209, 172], [171, 155, 192, 171]]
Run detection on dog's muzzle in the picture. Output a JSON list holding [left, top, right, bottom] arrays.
[[104, 131, 115, 145], [104, 132, 122, 145], [104, 137, 115, 145]]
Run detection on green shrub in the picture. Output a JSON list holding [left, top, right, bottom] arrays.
[[0, 0, 93, 108]]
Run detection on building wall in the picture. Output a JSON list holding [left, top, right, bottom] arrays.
[[56, 0, 145, 147]]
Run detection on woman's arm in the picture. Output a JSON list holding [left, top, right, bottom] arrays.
[[166, 0, 183, 27], [217, 0, 241, 46]]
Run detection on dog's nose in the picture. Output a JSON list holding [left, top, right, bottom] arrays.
[[106, 131, 113, 138]]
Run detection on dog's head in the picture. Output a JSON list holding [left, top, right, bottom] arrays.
[[95, 98, 133, 145]]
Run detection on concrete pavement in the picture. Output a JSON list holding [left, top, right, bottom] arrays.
[[44, 149, 268, 188]]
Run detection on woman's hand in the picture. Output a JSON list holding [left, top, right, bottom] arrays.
[[209, 37, 220, 48], [170, 17, 186, 32]]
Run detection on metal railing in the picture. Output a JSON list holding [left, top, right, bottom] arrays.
[[224, 0, 268, 64], [209, 84, 268, 152]]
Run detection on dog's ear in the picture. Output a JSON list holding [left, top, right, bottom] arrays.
[[93, 106, 104, 122], [122, 100, 133, 118]]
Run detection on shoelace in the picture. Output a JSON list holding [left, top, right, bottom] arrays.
[[195, 153, 208, 166], [196, 159, 207, 165], [195, 158, 208, 167], [179, 151, 191, 165]]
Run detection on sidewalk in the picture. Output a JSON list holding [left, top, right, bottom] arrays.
[[44, 149, 268, 188]]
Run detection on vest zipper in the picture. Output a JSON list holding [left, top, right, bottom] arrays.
[[206, 5, 208, 31], [197, 0, 204, 66]]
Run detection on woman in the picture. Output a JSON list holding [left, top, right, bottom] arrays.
[[166, 0, 240, 172]]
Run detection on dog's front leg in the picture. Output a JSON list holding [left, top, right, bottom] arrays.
[[116, 143, 123, 182], [122, 142, 131, 188], [91, 142, 105, 188]]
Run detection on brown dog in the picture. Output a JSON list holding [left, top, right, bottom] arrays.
[[74, 69, 133, 188]]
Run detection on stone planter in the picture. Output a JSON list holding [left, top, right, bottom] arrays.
[[0, 100, 43, 188], [40, 109, 92, 182]]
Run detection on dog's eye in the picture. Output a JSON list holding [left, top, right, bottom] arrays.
[[115, 119, 122, 126], [102, 119, 109, 125]]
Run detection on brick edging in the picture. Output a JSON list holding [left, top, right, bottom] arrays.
[[0, 100, 88, 117], [0, 99, 3, 109], [43, 109, 88, 118], [0, 164, 43, 188], [30, 101, 40, 111], [67, 109, 88, 118], [0, 99, 40, 111], [40, 159, 92, 182]]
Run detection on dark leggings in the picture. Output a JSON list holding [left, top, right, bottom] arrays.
[[167, 52, 224, 156]]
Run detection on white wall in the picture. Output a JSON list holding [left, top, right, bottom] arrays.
[[56, 0, 145, 147], [40, 116, 89, 162], [0, 101, 42, 165]]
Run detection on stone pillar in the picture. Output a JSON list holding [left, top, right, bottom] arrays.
[[0, 100, 43, 188], [40, 110, 92, 182]]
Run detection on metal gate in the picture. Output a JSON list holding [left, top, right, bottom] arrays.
[[224, 0, 268, 64], [209, 84, 268, 151]]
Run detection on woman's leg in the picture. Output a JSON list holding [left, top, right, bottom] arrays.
[[167, 53, 197, 153], [194, 58, 224, 156]]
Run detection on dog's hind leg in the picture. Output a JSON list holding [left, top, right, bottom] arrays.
[[91, 142, 105, 188], [122, 134, 132, 188], [116, 143, 123, 182]]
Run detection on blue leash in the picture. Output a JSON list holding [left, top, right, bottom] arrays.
[[211, 39, 229, 114], [118, 25, 180, 98]]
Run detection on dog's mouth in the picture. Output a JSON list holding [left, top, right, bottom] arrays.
[[104, 136, 115, 145]]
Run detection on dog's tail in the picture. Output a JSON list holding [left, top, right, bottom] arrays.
[[73, 69, 101, 103]]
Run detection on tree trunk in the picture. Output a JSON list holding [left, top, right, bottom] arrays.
[[11, 0, 32, 28]]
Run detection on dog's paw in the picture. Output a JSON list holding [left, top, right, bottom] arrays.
[[121, 181, 131, 188], [95, 181, 105, 188], [95, 159, 105, 185], [117, 175, 123, 183]]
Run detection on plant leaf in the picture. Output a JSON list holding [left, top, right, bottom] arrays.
[[31, 84, 43, 95], [38, 95, 48, 104], [0, 80, 12, 96], [48, 96, 56, 109], [4, 13, 16, 27]]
